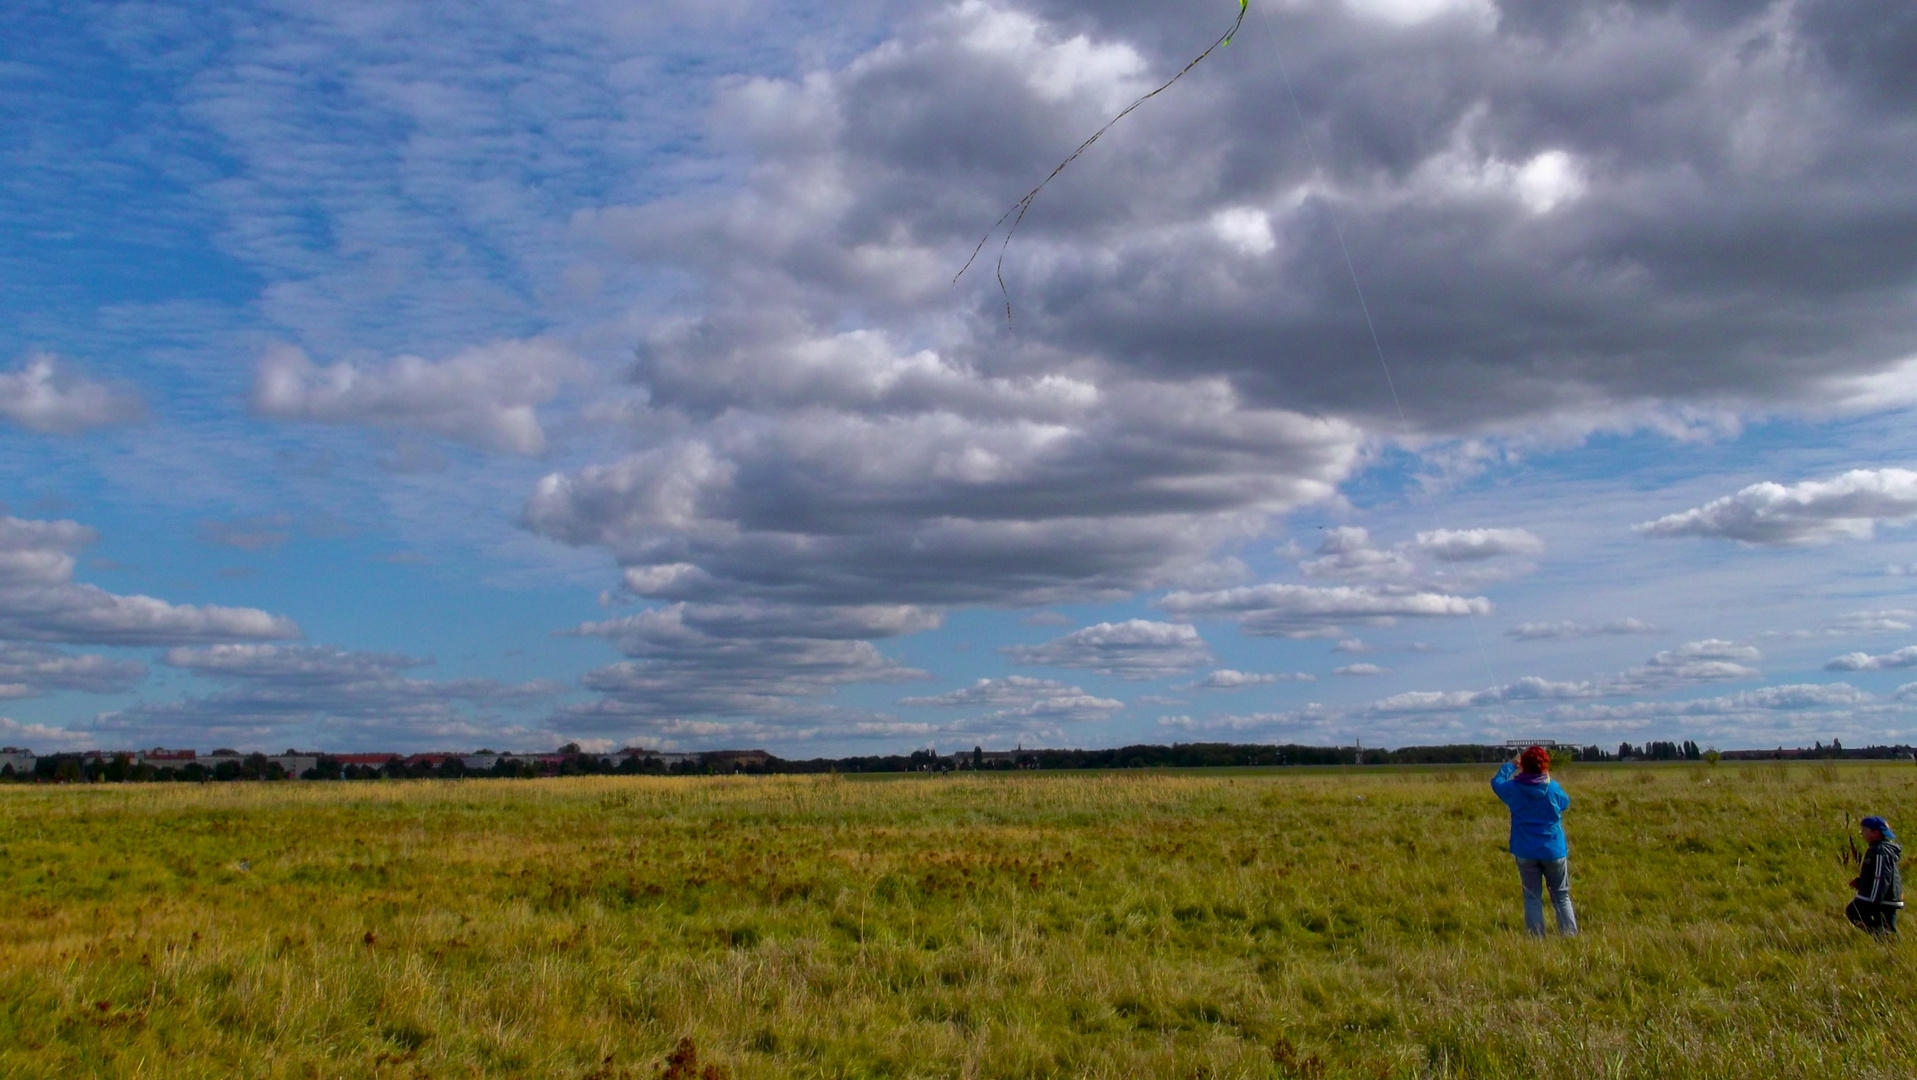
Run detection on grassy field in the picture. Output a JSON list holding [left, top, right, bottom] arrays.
[[0, 762, 1911, 1079]]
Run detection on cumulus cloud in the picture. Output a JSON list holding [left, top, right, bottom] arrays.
[[0, 715, 94, 751], [1002, 619, 1212, 679], [251, 339, 583, 454], [596, 0, 1917, 434], [0, 644, 145, 697], [1825, 646, 1917, 672], [0, 354, 142, 434], [1541, 683, 1874, 728], [97, 644, 562, 746], [1367, 676, 1599, 714], [1158, 582, 1488, 638], [1637, 469, 1917, 546], [0, 516, 298, 645], [525, 379, 1361, 608], [899, 675, 1122, 721], [1828, 610, 1917, 634], [1300, 527, 1415, 582], [503, 0, 1917, 734], [1415, 528, 1544, 562], [1181, 668, 1313, 691], [1507, 617, 1658, 641], [1334, 663, 1390, 676], [1623, 639, 1763, 686], [562, 604, 928, 725]]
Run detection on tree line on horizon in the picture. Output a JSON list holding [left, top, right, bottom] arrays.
[[5, 739, 1912, 784]]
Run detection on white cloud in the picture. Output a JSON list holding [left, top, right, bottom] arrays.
[[1334, 663, 1390, 676], [1342, 0, 1497, 29], [0, 516, 298, 645], [1158, 582, 1488, 638], [0, 715, 94, 751], [1637, 469, 1917, 546], [1210, 207, 1275, 256], [251, 339, 583, 454], [1300, 527, 1415, 582], [900, 675, 1122, 721], [0, 644, 145, 697], [1825, 646, 1917, 672], [1181, 668, 1313, 691], [97, 644, 563, 747], [1366, 675, 1598, 714], [1415, 528, 1544, 562], [562, 604, 929, 724], [1828, 610, 1917, 634], [1507, 617, 1658, 641], [1624, 639, 1763, 686], [1002, 619, 1212, 680], [0, 354, 142, 434], [1513, 150, 1585, 214]]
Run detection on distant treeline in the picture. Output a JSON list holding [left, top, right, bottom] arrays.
[[7, 740, 1912, 784]]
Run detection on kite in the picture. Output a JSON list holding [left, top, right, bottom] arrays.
[[954, 0, 1251, 322]]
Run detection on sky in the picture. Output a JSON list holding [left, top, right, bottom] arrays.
[[4, 0, 1917, 756]]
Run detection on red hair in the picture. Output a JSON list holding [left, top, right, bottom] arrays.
[[1519, 746, 1552, 774]]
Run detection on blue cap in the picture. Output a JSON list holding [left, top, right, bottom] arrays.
[[1862, 815, 1895, 839]]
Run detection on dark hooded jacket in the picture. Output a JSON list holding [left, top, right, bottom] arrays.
[[1856, 838, 1904, 908]]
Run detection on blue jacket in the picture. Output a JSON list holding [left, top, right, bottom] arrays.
[[1491, 761, 1570, 860]]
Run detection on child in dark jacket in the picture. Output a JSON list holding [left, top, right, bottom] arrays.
[[1848, 815, 1903, 935], [1491, 746, 1578, 936]]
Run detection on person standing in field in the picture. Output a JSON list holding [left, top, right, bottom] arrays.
[[1491, 746, 1578, 936], [1847, 815, 1902, 935]]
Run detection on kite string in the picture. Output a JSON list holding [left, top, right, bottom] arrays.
[[954, 0, 1250, 322], [1259, 8, 1509, 721]]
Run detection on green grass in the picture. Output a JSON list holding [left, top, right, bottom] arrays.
[[0, 762, 1911, 1078]]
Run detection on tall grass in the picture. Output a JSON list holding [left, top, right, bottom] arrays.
[[0, 763, 1910, 1078]]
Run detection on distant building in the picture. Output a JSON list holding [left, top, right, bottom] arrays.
[[138, 748, 196, 770], [704, 749, 770, 771], [269, 754, 319, 777], [0, 747, 34, 776]]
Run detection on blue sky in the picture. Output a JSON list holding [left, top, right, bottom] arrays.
[[5, 0, 1917, 755]]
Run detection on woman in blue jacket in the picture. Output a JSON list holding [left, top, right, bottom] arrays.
[[1491, 746, 1579, 936]]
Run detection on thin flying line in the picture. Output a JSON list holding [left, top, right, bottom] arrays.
[[955, 1, 1250, 323], [1262, 8, 1507, 706]]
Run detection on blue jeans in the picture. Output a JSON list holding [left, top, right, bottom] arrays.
[[1515, 857, 1578, 936]]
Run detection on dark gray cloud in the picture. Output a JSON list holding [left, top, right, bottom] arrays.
[[531, 0, 1917, 731], [0, 515, 298, 645], [526, 382, 1361, 609], [595, 0, 1917, 432]]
